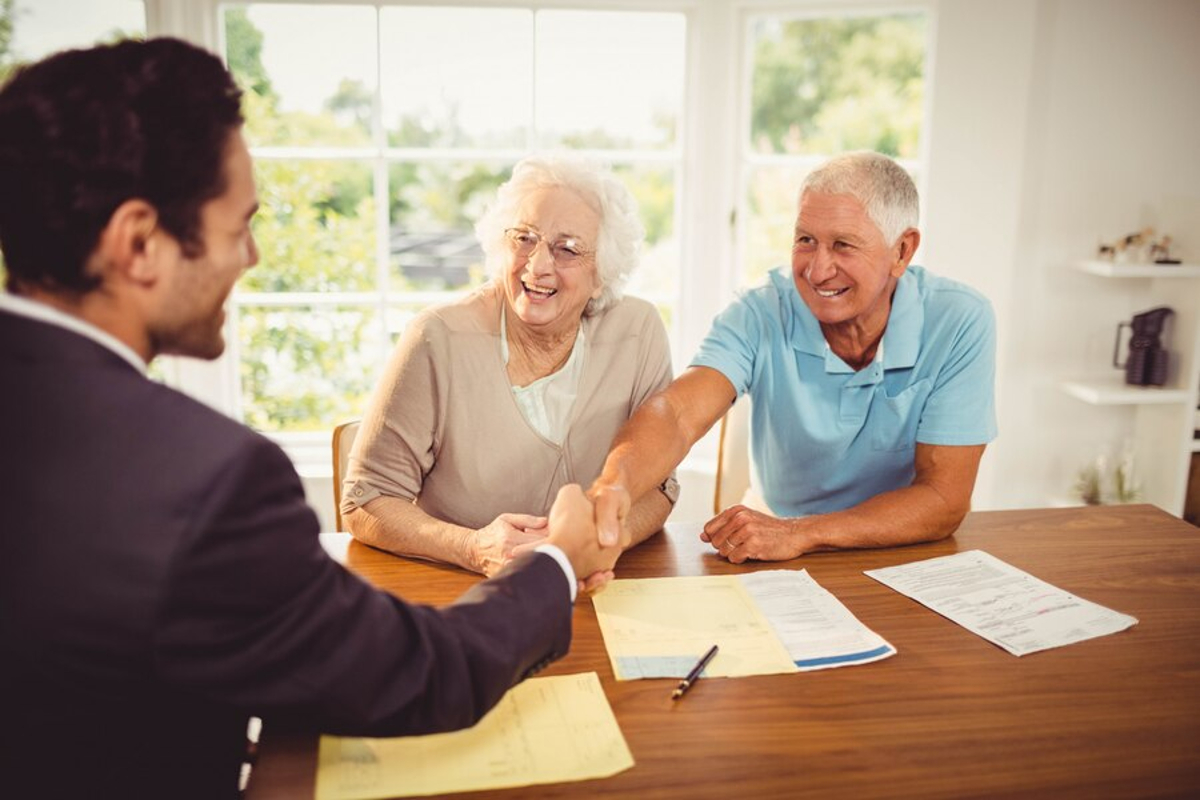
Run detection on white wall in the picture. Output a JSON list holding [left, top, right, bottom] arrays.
[[923, 0, 1200, 510], [921, 0, 1039, 509]]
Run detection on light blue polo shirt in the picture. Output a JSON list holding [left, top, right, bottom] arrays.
[[692, 265, 997, 517]]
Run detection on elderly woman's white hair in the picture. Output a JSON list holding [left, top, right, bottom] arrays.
[[800, 151, 919, 245], [475, 155, 644, 316]]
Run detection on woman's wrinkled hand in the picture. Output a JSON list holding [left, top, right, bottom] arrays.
[[473, 513, 549, 576]]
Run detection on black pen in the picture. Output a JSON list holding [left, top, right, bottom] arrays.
[[671, 644, 719, 700]]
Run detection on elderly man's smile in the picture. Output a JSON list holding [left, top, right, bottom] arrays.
[[814, 286, 849, 298]]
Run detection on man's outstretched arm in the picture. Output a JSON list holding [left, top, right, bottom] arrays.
[[588, 366, 737, 545]]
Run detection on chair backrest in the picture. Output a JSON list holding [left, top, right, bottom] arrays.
[[331, 420, 361, 533], [713, 395, 751, 515]]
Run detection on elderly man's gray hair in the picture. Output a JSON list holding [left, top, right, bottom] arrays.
[[800, 151, 919, 245], [475, 155, 644, 316]]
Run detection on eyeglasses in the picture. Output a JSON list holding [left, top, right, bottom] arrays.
[[504, 227, 593, 266]]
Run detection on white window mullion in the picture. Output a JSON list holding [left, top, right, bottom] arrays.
[[528, 9, 539, 151], [144, 0, 219, 48], [678, 0, 740, 361], [372, 4, 392, 366]]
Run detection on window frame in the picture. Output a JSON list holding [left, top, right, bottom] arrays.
[[142, 0, 934, 478]]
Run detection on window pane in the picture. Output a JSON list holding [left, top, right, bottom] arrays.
[[4, 0, 143, 71], [741, 164, 806, 287], [535, 11, 684, 150], [389, 161, 511, 292], [239, 305, 383, 432], [381, 7, 531, 148], [244, 160, 376, 293], [618, 164, 678, 314], [749, 14, 926, 157], [223, 4, 376, 148]]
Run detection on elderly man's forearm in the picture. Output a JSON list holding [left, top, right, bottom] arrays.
[[801, 484, 968, 551], [597, 399, 694, 498]]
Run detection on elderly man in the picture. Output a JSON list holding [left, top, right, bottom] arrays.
[[588, 151, 996, 561], [0, 38, 614, 800]]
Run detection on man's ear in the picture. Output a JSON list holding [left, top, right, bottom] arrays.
[[891, 227, 921, 277], [93, 199, 162, 287]]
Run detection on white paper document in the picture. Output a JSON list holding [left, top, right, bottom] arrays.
[[864, 550, 1138, 656], [740, 570, 896, 670]]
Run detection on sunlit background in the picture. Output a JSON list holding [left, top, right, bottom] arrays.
[[7, 0, 1197, 525], [0, 0, 926, 440]]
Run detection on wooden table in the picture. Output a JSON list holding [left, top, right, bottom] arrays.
[[246, 504, 1200, 799]]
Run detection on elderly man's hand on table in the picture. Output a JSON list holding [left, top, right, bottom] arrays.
[[702, 505, 812, 563]]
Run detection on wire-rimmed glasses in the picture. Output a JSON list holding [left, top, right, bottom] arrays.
[[504, 227, 594, 266]]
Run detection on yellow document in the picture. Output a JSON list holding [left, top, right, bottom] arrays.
[[593, 575, 798, 680], [314, 672, 633, 800]]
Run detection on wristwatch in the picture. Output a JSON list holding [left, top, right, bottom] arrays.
[[658, 476, 681, 505]]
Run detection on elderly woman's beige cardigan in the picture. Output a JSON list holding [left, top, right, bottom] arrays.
[[341, 283, 673, 529]]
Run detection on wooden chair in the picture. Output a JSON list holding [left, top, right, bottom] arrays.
[[331, 420, 361, 533], [713, 395, 751, 515]]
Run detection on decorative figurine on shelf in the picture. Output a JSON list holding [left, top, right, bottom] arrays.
[[1096, 226, 1182, 264], [1149, 234, 1181, 264], [1103, 227, 1153, 263]]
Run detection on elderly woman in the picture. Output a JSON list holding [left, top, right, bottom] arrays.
[[341, 156, 676, 576]]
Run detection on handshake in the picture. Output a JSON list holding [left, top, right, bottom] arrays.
[[544, 483, 633, 593]]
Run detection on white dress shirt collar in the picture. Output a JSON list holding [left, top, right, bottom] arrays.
[[0, 291, 147, 374]]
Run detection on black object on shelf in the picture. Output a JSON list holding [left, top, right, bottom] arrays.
[[1113, 307, 1174, 387]]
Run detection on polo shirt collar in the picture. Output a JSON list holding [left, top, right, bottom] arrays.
[[775, 269, 826, 358], [881, 268, 922, 369], [781, 266, 924, 374]]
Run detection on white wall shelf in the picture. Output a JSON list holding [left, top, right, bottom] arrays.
[[1062, 260, 1200, 517], [1060, 378, 1193, 406], [1076, 260, 1200, 278]]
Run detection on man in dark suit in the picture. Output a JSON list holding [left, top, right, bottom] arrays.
[[0, 38, 618, 799]]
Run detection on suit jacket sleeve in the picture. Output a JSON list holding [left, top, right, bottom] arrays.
[[152, 433, 572, 736]]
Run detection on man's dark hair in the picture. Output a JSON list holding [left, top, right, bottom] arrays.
[[0, 37, 244, 293]]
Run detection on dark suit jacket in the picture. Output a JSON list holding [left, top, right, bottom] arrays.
[[0, 308, 572, 799]]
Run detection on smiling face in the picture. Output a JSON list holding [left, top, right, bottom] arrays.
[[501, 185, 602, 337], [150, 128, 259, 360], [791, 190, 915, 336]]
